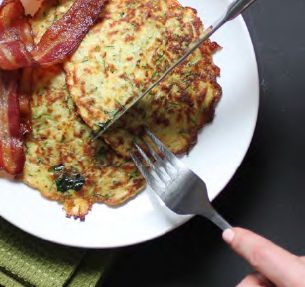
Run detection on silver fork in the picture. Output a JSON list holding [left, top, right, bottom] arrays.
[[130, 129, 232, 231]]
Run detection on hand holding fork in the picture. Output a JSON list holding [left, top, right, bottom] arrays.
[[131, 130, 305, 286]]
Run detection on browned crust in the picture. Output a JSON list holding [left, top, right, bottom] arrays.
[[175, 42, 222, 155]]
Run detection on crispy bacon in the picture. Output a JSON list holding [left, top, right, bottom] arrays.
[[0, 70, 25, 175], [0, 39, 33, 70], [18, 67, 32, 136], [0, 0, 34, 70], [0, 0, 105, 69], [0, 0, 24, 31], [32, 0, 105, 65]]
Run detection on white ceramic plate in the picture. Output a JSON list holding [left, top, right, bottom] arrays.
[[0, 0, 259, 248]]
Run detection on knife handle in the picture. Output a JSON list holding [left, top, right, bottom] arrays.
[[225, 0, 257, 21]]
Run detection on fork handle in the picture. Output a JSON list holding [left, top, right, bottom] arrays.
[[210, 213, 232, 231], [198, 210, 232, 231]]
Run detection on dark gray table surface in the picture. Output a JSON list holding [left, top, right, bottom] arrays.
[[102, 0, 305, 286]]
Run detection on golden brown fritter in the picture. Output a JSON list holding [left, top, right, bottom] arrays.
[[23, 66, 145, 219], [63, 0, 221, 144], [102, 39, 221, 157]]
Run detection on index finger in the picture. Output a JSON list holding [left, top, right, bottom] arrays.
[[222, 228, 305, 287]]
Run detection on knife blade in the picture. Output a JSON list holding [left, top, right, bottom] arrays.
[[92, 0, 257, 140]]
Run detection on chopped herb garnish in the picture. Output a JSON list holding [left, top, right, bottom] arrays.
[[152, 71, 159, 79], [50, 164, 85, 193], [114, 99, 124, 108], [91, 86, 98, 93], [168, 102, 180, 110], [102, 59, 106, 71], [156, 53, 165, 64], [129, 170, 138, 179], [55, 174, 85, 193], [96, 193, 112, 200]]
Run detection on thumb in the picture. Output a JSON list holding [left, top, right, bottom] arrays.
[[222, 228, 305, 287]]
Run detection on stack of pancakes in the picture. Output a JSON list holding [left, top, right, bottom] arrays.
[[24, 0, 221, 218]]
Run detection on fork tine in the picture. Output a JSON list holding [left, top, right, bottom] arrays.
[[145, 129, 184, 168], [134, 142, 153, 166], [130, 152, 160, 191], [134, 141, 167, 183], [142, 138, 163, 166], [142, 138, 176, 180]]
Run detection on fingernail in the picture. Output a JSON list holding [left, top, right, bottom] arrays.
[[222, 228, 235, 244]]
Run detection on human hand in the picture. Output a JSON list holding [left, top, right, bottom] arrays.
[[222, 228, 305, 287]]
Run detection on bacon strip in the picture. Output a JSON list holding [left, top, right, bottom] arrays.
[[0, 0, 24, 31], [0, 70, 25, 175], [0, 0, 105, 69], [0, 0, 34, 70], [18, 67, 32, 136], [0, 39, 33, 70], [32, 0, 105, 65]]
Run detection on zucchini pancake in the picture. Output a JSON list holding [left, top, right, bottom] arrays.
[[23, 66, 145, 219], [63, 0, 222, 156], [23, 0, 222, 218]]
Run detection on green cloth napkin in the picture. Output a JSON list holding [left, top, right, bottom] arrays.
[[0, 217, 114, 287]]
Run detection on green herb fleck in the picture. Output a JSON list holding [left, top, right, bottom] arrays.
[[55, 174, 85, 193], [152, 71, 159, 79], [101, 58, 106, 71], [50, 164, 85, 193], [114, 99, 123, 108], [91, 86, 98, 93], [168, 102, 180, 110], [156, 53, 165, 64], [129, 170, 138, 179], [96, 193, 112, 200]]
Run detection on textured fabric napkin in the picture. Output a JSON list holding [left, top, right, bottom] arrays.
[[0, 217, 114, 287]]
